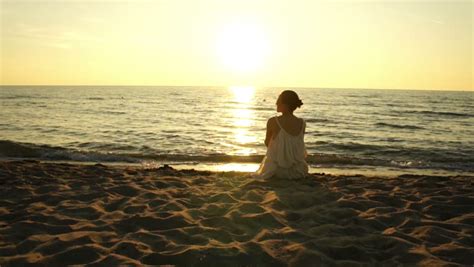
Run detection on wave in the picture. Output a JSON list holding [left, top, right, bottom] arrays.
[[86, 97, 105, 101], [405, 110, 472, 118], [0, 140, 139, 163], [1, 140, 472, 172], [319, 141, 387, 152], [0, 95, 50, 100], [375, 122, 424, 130], [103, 110, 127, 115], [249, 107, 273, 111], [305, 118, 331, 123]]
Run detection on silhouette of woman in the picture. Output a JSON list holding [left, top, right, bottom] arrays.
[[255, 90, 308, 179]]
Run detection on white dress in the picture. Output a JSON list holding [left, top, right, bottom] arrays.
[[255, 116, 309, 179]]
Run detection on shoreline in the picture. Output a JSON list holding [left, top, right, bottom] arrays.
[[0, 160, 473, 265], [0, 158, 471, 178]]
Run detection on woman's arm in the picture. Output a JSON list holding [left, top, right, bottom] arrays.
[[264, 118, 274, 147]]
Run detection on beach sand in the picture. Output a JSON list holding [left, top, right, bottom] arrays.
[[0, 160, 472, 266]]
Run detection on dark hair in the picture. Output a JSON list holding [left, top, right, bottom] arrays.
[[279, 90, 303, 111]]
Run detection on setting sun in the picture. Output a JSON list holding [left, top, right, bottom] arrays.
[[216, 21, 270, 74]]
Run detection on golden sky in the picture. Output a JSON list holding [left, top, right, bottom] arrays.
[[0, 0, 472, 90]]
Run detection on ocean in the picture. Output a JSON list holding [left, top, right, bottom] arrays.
[[1, 86, 473, 175]]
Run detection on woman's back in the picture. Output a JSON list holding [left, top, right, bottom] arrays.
[[273, 115, 304, 137]]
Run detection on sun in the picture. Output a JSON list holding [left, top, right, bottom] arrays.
[[216, 21, 269, 73]]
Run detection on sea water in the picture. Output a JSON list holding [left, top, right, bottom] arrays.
[[1, 86, 473, 175]]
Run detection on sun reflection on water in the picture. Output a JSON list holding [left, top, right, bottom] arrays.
[[229, 86, 257, 155]]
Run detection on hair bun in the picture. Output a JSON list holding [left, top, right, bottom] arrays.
[[297, 99, 303, 108]]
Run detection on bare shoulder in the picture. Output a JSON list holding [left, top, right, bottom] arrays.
[[295, 116, 305, 131], [267, 117, 276, 125], [266, 117, 277, 129], [290, 115, 304, 124]]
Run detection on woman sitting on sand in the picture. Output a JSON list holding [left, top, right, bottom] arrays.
[[255, 90, 308, 179]]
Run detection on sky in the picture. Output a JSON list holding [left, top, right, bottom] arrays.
[[0, 0, 472, 90]]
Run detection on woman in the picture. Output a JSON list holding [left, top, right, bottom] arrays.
[[255, 90, 308, 179]]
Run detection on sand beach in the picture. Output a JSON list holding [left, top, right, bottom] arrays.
[[0, 160, 472, 266]]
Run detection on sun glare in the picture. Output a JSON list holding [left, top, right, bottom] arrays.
[[213, 163, 259, 172], [216, 21, 269, 73], [230, 86, 255, 103]]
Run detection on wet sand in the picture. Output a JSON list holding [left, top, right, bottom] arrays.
[[0, 160, 473, 266]]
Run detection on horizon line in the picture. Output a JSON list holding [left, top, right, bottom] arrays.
[[0, 84, 472, 92]]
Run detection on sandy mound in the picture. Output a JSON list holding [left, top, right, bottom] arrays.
[[0, 161, 472, 266]]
